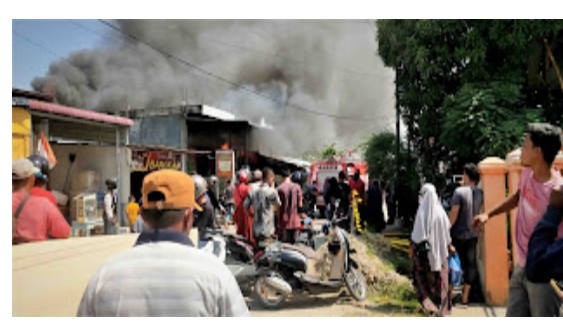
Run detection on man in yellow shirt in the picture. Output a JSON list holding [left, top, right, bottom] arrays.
[[126, 195, 140, 232]]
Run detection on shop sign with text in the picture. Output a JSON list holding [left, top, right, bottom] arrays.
[[131, 150, 182, 172]]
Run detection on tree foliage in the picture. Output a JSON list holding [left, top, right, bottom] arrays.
[[363, 132, 396, 182], [320, 143, 340, 160], [442, 82, 542, 162], [376, 20, 563, 186], [363, 132, 419, 226]]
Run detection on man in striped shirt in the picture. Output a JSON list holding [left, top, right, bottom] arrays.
[[77, 170, 249, 317]]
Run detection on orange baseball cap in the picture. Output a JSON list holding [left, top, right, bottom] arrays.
[[142, 169, 202, 211]]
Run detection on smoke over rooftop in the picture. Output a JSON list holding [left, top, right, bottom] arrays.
[[32, 20, 396, 156]]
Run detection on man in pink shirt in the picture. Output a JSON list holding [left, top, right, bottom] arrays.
[[474, 123, 562, 317], [12, 158, 70, 244]]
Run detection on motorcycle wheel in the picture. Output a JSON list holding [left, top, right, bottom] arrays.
[[344, 267, 367, 301], [254, 270, 286, 309]]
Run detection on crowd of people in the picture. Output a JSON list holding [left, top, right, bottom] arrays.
[[12, 122, 563, 317], [410, 123, 563, 317]]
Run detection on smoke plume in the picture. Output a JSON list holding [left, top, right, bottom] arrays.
[[32, 20, 396, 156]]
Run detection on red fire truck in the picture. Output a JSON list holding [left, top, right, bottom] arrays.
[[307, 156, 368, 211]]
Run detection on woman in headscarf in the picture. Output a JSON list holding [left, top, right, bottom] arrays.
[[410, 183, 452, 316]]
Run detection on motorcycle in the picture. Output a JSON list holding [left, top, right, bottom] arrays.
[[203, 228, 257, 295], [253, 200, 367, 309], [294, 216, 326, 250]]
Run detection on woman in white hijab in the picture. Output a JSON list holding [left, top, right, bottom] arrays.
[[410, 183, 452, 316]]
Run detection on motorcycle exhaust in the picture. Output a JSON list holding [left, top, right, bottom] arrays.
[[264, 276, 292, 296]]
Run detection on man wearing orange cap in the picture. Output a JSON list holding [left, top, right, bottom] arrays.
[[77, 169, 248, 317]]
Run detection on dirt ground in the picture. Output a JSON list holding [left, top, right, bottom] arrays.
[[247, 289, 420, 317]]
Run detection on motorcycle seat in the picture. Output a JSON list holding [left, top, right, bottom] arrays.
[[283, 243, 318, 260]]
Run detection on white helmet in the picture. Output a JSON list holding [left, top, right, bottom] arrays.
[[192, 175, 208, 199]]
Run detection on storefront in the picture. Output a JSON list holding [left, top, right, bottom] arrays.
[[12, 90, 133, 231], [128, 145, 211, 202]]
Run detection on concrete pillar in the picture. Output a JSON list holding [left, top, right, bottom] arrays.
[[505, 149, 523, 268], [478, 157, 509, 306]]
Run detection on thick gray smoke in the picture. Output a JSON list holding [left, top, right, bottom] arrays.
[[32, 20, 396, 156]]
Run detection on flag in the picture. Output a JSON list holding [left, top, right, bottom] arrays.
[[37, 132, 57, 169]]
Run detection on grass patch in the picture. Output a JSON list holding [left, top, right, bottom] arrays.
[[351, 232, 422, 316]]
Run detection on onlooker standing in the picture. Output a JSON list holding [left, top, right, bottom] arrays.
[[224, 179, 235, 223], [349, 170, 366, 230], [192, 175, 220, 252], [474, 123, 562, 317], [367, 179, 384, 232], [276, 169, 303, 243], [207, 175, 226, 216], [245, 167, 281, 245], [448, 163, 483, 307], [349, 170, 366, 203], [28, 154, 57, 206], [234, 170, 253, 245], [336, 171, 352, 230], [103, 179, 118, 235], [12, 158, 70, 244], [323, 177, 338, 220], [126, 195, 140, 233], [410, 183, 452, 317], [77, 169, 248, 317]]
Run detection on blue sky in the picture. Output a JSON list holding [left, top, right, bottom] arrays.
[[12, 20, 108, 90]]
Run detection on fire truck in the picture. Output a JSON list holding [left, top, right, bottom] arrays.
[[307, 155, 369, 211]]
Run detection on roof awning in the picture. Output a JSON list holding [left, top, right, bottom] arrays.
[[127, 144, 212, 155], [25, 99, 134, 127]]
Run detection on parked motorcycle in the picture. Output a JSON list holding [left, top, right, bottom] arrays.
[[253, 200, 367, 309], [204, 228, 256, 295], [294, 216, 326, 250]]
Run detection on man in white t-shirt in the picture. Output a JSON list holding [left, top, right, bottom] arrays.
[[77, 169, 249, 317]]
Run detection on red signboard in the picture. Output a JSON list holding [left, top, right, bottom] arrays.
[[131, 150, 182, 172]]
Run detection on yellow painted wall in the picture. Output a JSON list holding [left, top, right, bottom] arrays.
[[12, 107, 31, 159]]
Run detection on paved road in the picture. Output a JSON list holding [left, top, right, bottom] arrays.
[[12, 234, 140, 316], [12, 228, 507, 317]]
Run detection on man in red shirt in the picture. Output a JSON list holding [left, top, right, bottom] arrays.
[[28, 154, 57, 206], [276, 170, 303, 243], [349, 170, 366, 201], [12, 158, 70, 244], [233, 170, 253, 245]]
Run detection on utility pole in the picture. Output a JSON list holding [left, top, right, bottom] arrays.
[[395, 71, 401, 178]]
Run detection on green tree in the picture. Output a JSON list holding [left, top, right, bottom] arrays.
[[320, 143, 340, 160], [363, 132, 419, 226], [376, 20, 563, 184], [441, 82, 542, 163], [363, 132, 396, 182]]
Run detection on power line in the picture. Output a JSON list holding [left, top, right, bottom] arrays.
[[98, 19, 381, 122], [12, 30, 85, 76], [69, 19, 392, 114]]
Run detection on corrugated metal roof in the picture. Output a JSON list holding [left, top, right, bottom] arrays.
[[27, 99, 134, 127]]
